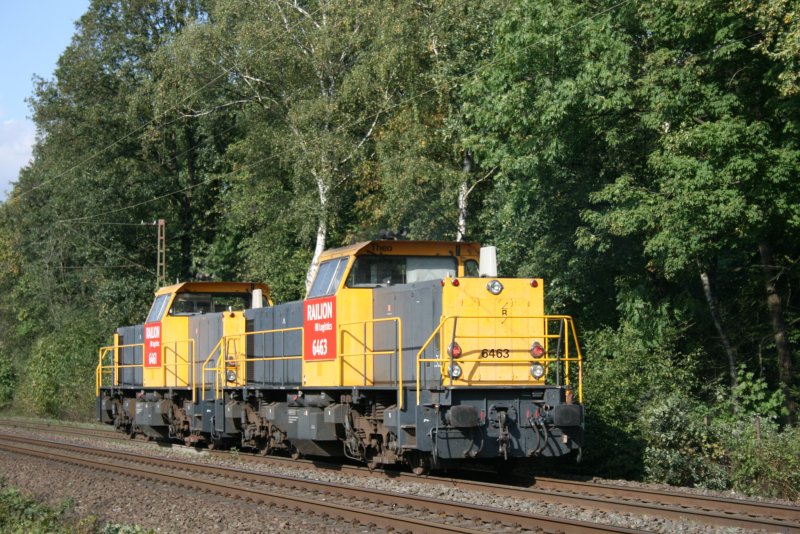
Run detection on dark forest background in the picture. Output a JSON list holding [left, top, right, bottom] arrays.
[[0, 0, 797, 497]]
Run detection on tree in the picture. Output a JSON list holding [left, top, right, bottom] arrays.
[[461, 0, 641, 320], [161, 0, 410, 291], [587, 0, 799, 417]]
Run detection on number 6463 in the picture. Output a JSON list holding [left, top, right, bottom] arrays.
[[480, 348, 509, 358]]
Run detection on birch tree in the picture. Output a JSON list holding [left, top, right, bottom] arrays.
[[160, 0, 400, 291]]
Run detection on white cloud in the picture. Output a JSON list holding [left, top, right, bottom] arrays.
[[0, 119, 35, 199]]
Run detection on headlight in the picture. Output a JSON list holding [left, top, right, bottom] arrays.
[[226, 370, 237, 382], [486, 279, 504, 295], [448, 363, 463, 379], [530, 362, 545, 379]]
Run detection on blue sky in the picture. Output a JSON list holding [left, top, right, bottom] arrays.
[[0, 1, 89, 199]]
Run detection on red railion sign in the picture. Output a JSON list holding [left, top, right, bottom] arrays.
[[144, 322, 162, 368], [303, 296, 336, 361]]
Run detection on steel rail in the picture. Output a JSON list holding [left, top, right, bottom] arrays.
[[3, 420, 798, 532], [0, 434, 644, 534]]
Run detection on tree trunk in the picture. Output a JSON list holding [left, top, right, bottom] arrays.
[[457, 151, 473, 242], [699, 262, 738, 388], [180, 123, 197, 282], [758, 241, 797, 424], [305, 179, 329, 292]]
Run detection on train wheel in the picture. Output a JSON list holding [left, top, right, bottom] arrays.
[[365, 447, 380, 470], [408, 452, 431, 476]]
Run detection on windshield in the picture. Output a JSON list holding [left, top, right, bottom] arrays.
[[168, 293, 251, 316], [146, 294, 170, 323], [346, 256, 457, 288], [308, 257, 349, 298]]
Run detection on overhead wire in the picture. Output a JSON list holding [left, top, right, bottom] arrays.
[[8, 1, 334, 206], [59, 223, 155, 275], [52, 0, 637, 226]]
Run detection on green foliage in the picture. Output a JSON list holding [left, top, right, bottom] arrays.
[[0, 486, 152, 534], [0, 353, 16, 408], [14, 316, 103, 419], [0, 488, 67, 534], [0, 0, 798, 495], [720, 421, 800, 500], [728, 366, 788, 421], [638, 393, 729, 489], [581, 287, 700, 478]]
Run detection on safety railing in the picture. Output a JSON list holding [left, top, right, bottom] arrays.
[[163, 339, 196, 398], [95, 342, 144, 396], [95, 339, 195, 399], [207, 327, 304, 399], [415, 315, 583, 405], [338, 317, 404, 409]]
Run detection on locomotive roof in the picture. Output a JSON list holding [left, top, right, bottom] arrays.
[[318, 240, 481, 261], [154, 281, 270, 297]]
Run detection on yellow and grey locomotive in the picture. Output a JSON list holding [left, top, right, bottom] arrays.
[[97, 240, 584, 473]]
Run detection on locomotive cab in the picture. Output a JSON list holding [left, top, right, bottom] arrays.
[[141, 282, 271, 389], [302, 241, 480, 388]]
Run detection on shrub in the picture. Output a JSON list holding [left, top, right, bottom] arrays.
[[638, 392, 728, 489], [581, 287, 700, 479], [14, 315, 103, 420], [0, 486, 152, 534], [0, 353, 15, 408], [0, 488, 68, 533], [721, 423, 800, 500]]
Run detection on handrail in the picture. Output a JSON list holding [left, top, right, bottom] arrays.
[[96, 342, 144, 396], [162, 338, 195, 399], [338, 317, 403, 409], [415, 314, 584, 405], [95, 339, 196, 397], [201, 337, 225, 401], [211, 327, 304, 398]]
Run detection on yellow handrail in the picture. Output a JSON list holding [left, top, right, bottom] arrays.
[[161, 338, 195, 398], [96, 339, 196, 397], [337, 317, 403, 409], [415, 315, 584, 405], [96, 342, 145, 396], [211, 327, 304, 398], [201, 336, 226, 401]]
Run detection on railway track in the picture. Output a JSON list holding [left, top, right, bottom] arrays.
[[0, 434, 642, 534], [2, 419, 799, 532], [0, 418, 126, 440]]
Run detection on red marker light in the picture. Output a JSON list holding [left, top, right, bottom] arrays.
[[448, 342, 462, 358], [530, 341, 545, 357], [530, 279, 539, 288], [451, 278, 460, 287]]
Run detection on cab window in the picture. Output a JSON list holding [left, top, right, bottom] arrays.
[[146, 294, 170, 323], [168, 293, 250, 316], [346, 256, 457, 288], [308, 258, 348, 298], [464, 259, 480, 277]]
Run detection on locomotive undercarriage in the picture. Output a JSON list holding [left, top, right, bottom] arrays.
[[99, 384, 583, 475], [98, 389, 195, 441]]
